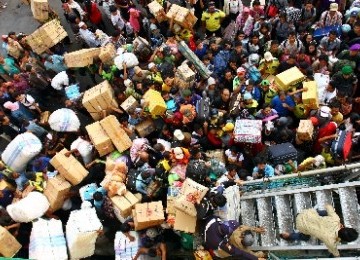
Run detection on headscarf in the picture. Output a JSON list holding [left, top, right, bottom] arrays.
[[3, 101, 19, 111]]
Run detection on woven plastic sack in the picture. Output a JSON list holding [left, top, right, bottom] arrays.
[[66, 202, 103, 259], [1, 132, 42, 172], [213, 185, 241, 221], [29, 218, 68, 260], [114, 231, 140, 260], [6, 192, 50, 223], [48, 108, 81, 132], [114, 52, 139, 70]]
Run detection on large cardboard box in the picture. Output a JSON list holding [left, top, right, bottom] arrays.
[[50, 149, 89, 185], [133, 201, 165, 230], [166, 4, 197, 29], [100, 115, 132, 152], [302, 81, 319, 109], [173, 210, 197, 233], [111, 191, 140, 220], [233, 119, 263, 144], [64, 48, 100, 68], [120, 95, 139, 113], [148, 1, 167, 22], [26, 20, 68, 55], [99, 43, 116, 64], [275, 66, 305, 90], [86, 121, 114, 157], [177, 64, 195, 82], [0, 226, 22, 257], [31, 0, 49, 22], [180, 178, 209, 200], [143, 89, 167, 116], [82, 80, 119, 120], [135, 118, 156, 137], [43, 175, 71, 211], [297, 119, 314, 141]]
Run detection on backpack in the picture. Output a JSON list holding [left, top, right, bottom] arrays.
[[125, 168, 142, 193], [243, 64, 262, 85], [213, 50, 230, 77]]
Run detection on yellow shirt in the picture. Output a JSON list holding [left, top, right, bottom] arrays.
[[258, 59, 280, 75], [201, 10, 226, 32], [331, 112, 343, 125]]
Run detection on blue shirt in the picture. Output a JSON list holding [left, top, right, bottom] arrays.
[[252, 164, 275, 178], [44, 54, 67, 73], [135, 175, 151, 195], [271, 95, 295, 117]]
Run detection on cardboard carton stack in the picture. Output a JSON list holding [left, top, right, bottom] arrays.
[[86, 121, 115, 156], [43, 175, 71, 211], [133, 201, 165, 230], [111, 191, 141, 221], [100, 115, 132, 152], [275, 66, 305, 91], [99, 43, 116, 64], [50, 148, 89, 185], [177, 63, 196, 82], [148, 1, 167, 22], [143, 89, 167, 116], [64, 48, 100, 68], [135, 118, 156, 137], [302, 81, 319, 109], [0, 226, 22, 257], [26, 19, 68, 55], [120, 96, 139, 113], [31, 0, 49, 22], [297, 119, 314, 141], [166, 4, 197, 29], [82, 80, 119, 120]]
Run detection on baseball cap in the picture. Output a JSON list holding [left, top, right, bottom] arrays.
[[264, 51, 274, 62], [207, 77, 216, 85], [349, 44, 360, 51], [342, 65, 353, 75], [237, 67, 246, 74], [148, 62, 156, 70], [243, 93, 252, 100], [260, 79, 270, 86], [222, 122, 234, 132], [329, 3, 338, 11], [320, 106, 331, 118], [173, 129, 185, 141], [182, 89, 192, 97], [78, 21, 86, 27], [351, 11, 358, 17], [124, 79, 133, 88], [173, 147, 184, 160]]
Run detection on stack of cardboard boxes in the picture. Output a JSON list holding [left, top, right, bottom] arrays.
[[64, 48, 101, 68], [43, 175, 71, 211], [31, 0, 49, 22], [86, 121, 115, 157]]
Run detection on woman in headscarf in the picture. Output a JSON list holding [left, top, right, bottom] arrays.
[[3, 101, 34, 127]]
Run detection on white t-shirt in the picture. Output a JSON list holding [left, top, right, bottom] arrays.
[[217, 172, 240, 185], [225, 149, 244, 163], [71, 137, 93, 164]]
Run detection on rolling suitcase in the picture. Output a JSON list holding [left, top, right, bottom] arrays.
[[331, 130, 352, 160], [268, 142, 298, 165]]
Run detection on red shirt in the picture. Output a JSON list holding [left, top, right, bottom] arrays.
[[85, 3, 102, 25], [313, 121, 337, 153]]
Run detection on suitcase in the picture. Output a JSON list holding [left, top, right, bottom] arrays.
[[196, 97, 210, 120], [331, 130, 352, 160], [268, 142, 298, 165], [313, 25, 342, 42]]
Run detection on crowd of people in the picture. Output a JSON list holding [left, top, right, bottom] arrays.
[[0, 0, 360, 259]]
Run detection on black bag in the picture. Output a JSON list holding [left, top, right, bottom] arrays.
[[196, 97, 210, 120], [126, 168, 142, 193], [268, 142, 298, 165]]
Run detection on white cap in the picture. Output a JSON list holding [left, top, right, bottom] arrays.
[[207, 77, 216, 86], [264, 51, 274, 62], [148, 62, 156, 70], [314, 155, 325, 167], [173, 129, 185, 141], [78, 21, 86, 28], [173, 147, 184, 160], [124, 79, 133, 88], [320, 106, 331, 118]]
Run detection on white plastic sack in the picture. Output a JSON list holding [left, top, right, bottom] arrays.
[[48, 108, 80, 132], [214, 185, 241, 221], [29, 218, 68, 260], [314, 73, 329, 105], [1, 132, 42, 172], [114, 231, 140, 260], [6, 192, 50, 223], [114, 53, 139, 70], [66, 203, 103, 259]]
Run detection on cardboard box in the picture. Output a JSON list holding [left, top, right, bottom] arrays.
[[120, 95, 139, 113], [233, 119, 262, 144], [99, 43, 116, 64], [275, 66, 305, 90], [26, 20, 68, 55], [177, 64, 195, 82], [135, 118, 156, 137], [166, 4, 197, 29], [100, 115, 132, 152], [82, 80, 119, 120], [180, 178, 209, 201], [174, 210, 197, 233], [302, 81, 319, 109], [50, 148, 89, 185], [174, 196, 197, 217], [0, 226, 22, 257], [64, 48, 100, 68], [297, 120, 314, 141], [86, 121, 114, 157], [143, 89, 167, 116], [133, 201, 165, 230], [148, 1, 167, 22], [111, 191, 140, 220], [31, 0, 49, 22], [0, 179, 15, 191], [43, 175, 71, 211]]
